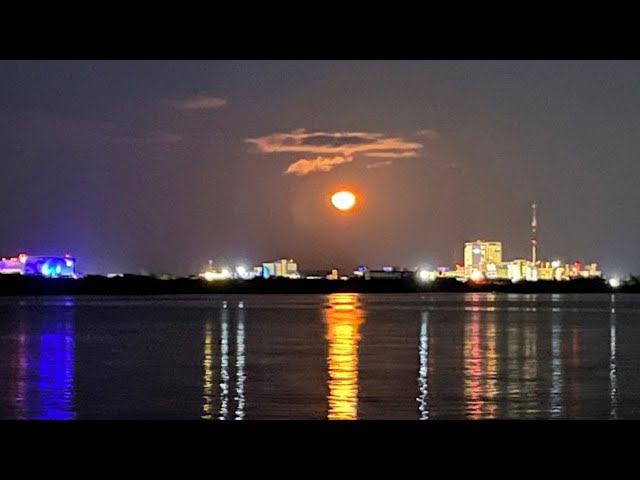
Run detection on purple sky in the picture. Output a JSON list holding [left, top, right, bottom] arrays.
[[1, 60, 638, 276]]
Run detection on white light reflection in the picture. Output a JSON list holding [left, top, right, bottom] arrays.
[[417, 312, 429, 419], [550, 311, 562, 418], [522, 325, 538, 416], [202, 318, 214, 420], [219, 307, 229, 420], [235, 304, 246, 420], [506, 325, 519, 418], [610, 295, 618, 420]]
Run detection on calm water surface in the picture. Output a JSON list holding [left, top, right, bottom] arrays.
[[0, 293, 639, 420]]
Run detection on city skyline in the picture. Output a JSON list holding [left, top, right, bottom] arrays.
[[1, 61, 639, 276]]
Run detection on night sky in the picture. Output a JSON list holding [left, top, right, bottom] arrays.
[[1, 60, 639, 276]]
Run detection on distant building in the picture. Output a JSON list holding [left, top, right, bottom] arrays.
[[507, 259, 528, 282], [364, 267, 413, 280], [463, 241, 502, 274], [262, 259, 300, 279], [299, 269, 338, 280], [0, 252, 77, 278], [353, 266, 367, 277]]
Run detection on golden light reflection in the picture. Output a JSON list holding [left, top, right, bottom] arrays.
[[324, 293, 364, 420], [484, 319, 498, 418], [464, 312, 483, 419]]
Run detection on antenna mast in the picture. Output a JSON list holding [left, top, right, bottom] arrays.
[[531, 202, 537, 264]]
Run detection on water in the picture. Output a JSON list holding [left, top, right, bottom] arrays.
[[0, 292, 639, 420]]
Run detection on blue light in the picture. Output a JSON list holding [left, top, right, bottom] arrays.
[[24, 256, 76, 278], [18, 305, 75, 420]]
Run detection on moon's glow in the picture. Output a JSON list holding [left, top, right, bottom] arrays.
[[331, 191, 356, 211]]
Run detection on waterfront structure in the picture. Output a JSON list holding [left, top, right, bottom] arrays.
[[262, 258, 300, 279], [364, 267, 414, 280], [0, 252, 77, 278]]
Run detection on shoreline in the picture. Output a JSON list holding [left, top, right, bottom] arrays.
[[0, 274, 633, 295]]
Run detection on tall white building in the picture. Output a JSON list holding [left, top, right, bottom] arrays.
[[463, 241, 502, 273]]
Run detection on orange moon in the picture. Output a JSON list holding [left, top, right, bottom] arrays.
[[331, 190, 357, 212]]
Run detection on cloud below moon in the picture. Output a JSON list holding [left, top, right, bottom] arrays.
[[285, 155, 353, 176]]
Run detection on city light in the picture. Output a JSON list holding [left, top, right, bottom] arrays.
[[469, 270, 484, 282], [418, 270, 429, 281], [203, 272, 216, 281], [201, 268, 232, 281], [609, 277, 620, 288]]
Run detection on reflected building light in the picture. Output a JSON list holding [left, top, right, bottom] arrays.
[[566, 327, 581, 418], [484, 319, 498, 418], [324, 293, 364, 420], [17, 327, 27, 419], [550, 313, 562, 419], [609, 304, 618, 420], [464, 312, 483, 419], [17, 307, 76, 420], [522, 325, 539, 415], [219, 308, 229, 420], [235, 307, 246, 420], [417, 312, 429, 420], [201, 318, 214, 420], [506, 325, 519, 418], [466, 292, 482, 312]]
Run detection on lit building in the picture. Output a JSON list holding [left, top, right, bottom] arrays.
[[353, 266, 367, 277], [507, 259, 528, 282], [199, 268, 232, 281], [0, 253, 77, 278], [463, 241, 502, 275], [417, 269, 438, 282], [262, 258, 300, 279]]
